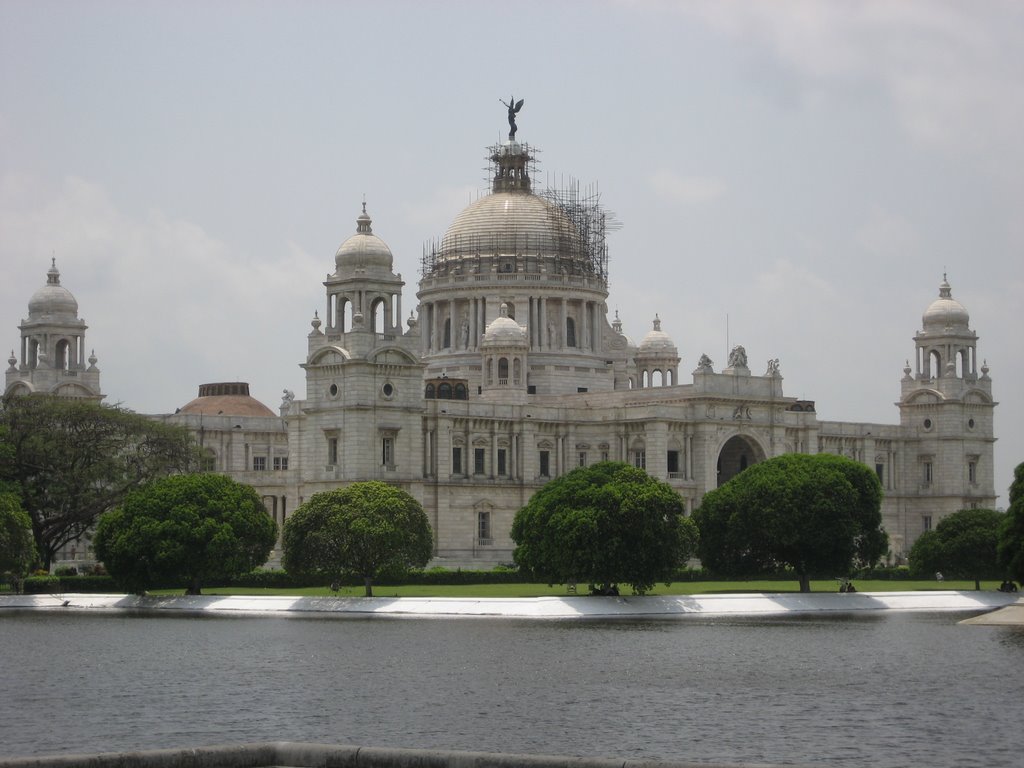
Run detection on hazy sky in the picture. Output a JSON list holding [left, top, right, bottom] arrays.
[[2, 1, 1021, 502]]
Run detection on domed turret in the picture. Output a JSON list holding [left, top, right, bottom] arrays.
[[922, 275, 969, 330], [638, 314, 678, 356], [635, 315, 680, 388], [482, 304, 528, 348], [178, 382, 276, 418], [28, 260, 79, 318], [335, 203, 394, 274]]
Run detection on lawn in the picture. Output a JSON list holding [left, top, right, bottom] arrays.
[[152, 579, 1003, 598]]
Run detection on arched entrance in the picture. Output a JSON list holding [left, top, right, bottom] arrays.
[[716, 434, 767, 487]]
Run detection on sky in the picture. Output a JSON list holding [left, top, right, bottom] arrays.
[[1, 1, 1021, 503]]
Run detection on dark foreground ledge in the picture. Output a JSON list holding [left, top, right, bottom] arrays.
[[0, 741, 798, 768]]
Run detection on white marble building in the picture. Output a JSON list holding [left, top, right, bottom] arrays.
[[7, 132, 998, 567]]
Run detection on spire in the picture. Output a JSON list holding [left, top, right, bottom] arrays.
[[356, 202, 373, 235], [47, 257, 61, 286]]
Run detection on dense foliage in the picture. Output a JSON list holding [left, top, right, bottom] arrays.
[[282, 482, 433, 597], [0, 492, 36, 584], [0, 394, 198, 567], [997, 461, 1024, 583], [693, 453, 887, 592], [510, 462, 698, 595], [94, 473, 277, 595], [909, 508, 1004, 589]]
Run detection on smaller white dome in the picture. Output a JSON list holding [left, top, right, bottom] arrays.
[[637, 315, 678, 356], [482, 304, 528, 347], [28, 261, 78, 318], [922, 276, 969, 330], [335, 204, 393, 273]]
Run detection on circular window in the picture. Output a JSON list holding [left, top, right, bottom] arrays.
[[381, 382, 395, 399], [968, 418, 976, 430], [329, 383, 338, 397], [923, 418, 932, 430]]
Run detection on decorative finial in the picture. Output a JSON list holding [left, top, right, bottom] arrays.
[[652, 314, 661, 332]]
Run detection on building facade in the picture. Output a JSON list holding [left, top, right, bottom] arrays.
[[7, 130, 998, 568]]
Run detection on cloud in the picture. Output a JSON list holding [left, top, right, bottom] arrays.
[[649, 169, 727, 206]]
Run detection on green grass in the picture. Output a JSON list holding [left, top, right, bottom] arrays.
[[149, 579, 1003, 598]]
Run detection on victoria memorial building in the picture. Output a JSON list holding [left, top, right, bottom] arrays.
[[6, 123, 998, 567]]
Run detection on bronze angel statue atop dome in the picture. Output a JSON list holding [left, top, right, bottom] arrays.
[[500, 95, 524, 140]]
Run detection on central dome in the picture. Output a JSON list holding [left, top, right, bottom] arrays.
[[439, 191, 581, 262], [335, 204, 393, 273]]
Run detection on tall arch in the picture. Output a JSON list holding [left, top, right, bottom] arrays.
[[716, 434, 767, 487]]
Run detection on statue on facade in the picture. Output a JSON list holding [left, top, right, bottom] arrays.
[[281, 389, 295, 407], [460, 317, 470, 348], [696, 353, 714, 373], [500, 95, 524, 141], [728, 345, 748, 369], [765, 358, 780, 376]]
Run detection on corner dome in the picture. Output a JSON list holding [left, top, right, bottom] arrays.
[[922, 276, 969, 330], [439, 191, 581, 262], [28, 261, 78, 318], [335, 204, 393, 273], [482, 304, 528, 347], [637, 315, 677, 356], [178, 382, 276, 418]]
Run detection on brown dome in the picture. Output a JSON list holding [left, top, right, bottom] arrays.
[[178, 382, 276, 417]]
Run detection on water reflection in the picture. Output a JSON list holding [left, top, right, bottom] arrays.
[[0, 611, 1021, 768]]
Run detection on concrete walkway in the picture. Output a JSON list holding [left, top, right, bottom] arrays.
[[2, 590, 1019, 619]]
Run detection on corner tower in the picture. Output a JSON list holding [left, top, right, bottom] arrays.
[[5, 260, 102, 400], [898, 276, 996, 526]]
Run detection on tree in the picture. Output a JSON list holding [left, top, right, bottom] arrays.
[[693, 453, 887, 592], [0, 394, 199, 568], [93, 473, 277, 595], [997, 461, 1024, 583], [282, 481, 433, 597], [909, 508, 1003, 589], [510, 462, 698, 595], [0, 492, 37, 589]]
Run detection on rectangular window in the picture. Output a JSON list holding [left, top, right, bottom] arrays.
[[633, 450, 646, 470], [452, 446, 462, 475], [578, 451, 587, 468], [382, 437, 394, 467], [497, 448, 507, 476], [478, 510, 492, 543], [875, 463, 884, 484], [273, 456, 288, 471], [923, 515, 932, 532], [968, 461, 977, 484], [474, 448, 485, 475], [328, 437, 338, 466], [539, 450, 550, 478], [201, 453, 216, 472], [667, 450, 680, 475], [253, 456, 267, 472], [923, 461, 933, 485], [601, 451, 609, 463]]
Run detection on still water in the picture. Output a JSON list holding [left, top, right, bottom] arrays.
[[0, 611, 1021, 767]]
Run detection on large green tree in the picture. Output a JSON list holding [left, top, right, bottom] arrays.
[[0, 492, 36, 588], [0, 394, 198, 567], [282, 481, 433, 597], [511, 461, 698, 595], [693, 453, 887, 592], [997, 461, 1024, 583], [94, 473, 277, 595], [909, 508, 1003, 590]]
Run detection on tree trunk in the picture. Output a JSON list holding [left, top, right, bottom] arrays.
[[364, 576, 373, 597], [974, 578, 981, 591], [185, 578, 202, 595], [799, 573, 811, 593]]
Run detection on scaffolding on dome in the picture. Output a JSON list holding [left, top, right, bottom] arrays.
[[538, 179, 617, 284]]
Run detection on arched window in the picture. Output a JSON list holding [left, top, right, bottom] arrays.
[[498, 357, 509, 384], [372, 298, 386, 333], [55, 339, 70, 370], [425, 383, 436, 399], [642, 370, 650, 388], [454, 383, 468, 400], [566, 317, 577, 347], [342, 299, 353, 332], [438, 382, 453, 399], [444, 318, 451, 348], [513, 358, 522, 385], [929, 350, 941, 379], [652, 369, 664, 387]]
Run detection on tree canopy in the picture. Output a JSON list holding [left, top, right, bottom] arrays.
[[0, 394, 198, 567], [909, 508, 1003, 589], [0, 492, 36, 583], [282, 481, 433, 597], [94, 473, 277, 595], [997, 461, 1024, 583], [510, 461, 698, 595], [692, 453, 887, 592]]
